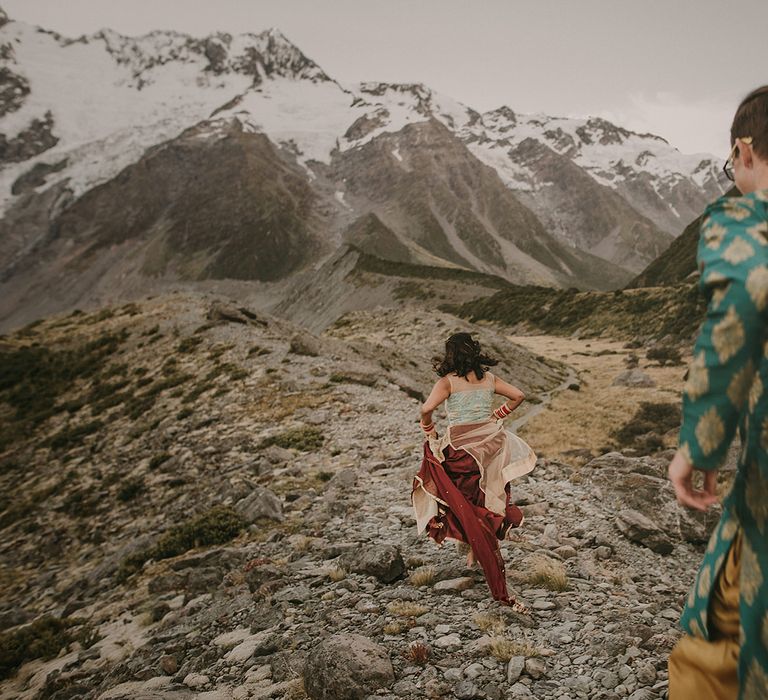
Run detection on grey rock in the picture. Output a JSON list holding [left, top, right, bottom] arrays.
[[454, 680, 482, 699], [303, 633, 394, 700], [289, 332, 321, 356], [433, 577, 474, 593], [236, 486, 284, 523], [616, 509, 674, 554], [612, 369, 656, 387], [507, 656, 525, 683], [339, 544, 405, 583], [274, 585, 313, 603], [627, 689, 655, 700], [524, 657, 546, 679]]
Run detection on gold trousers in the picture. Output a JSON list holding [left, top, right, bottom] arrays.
[[669, 528, 743, 699]]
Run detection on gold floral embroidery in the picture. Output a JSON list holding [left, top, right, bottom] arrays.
[[747, 221, 768, 245], [714, 553, 725, 575], [727, 359, 755, 408], [745, 460, 768, 535], [705, 526, 719, 554], [696, 407, 725, 456], [697, 564, 712, 599], [741, 537, 763, 606], [723, 200, 755, 221], [721, 518, 739, 542], [762, 612, 768, 651], [689, 616, 705, 639], [710, 282, 730, 309], [749, 374, 764, 412], [746, 265, 768, 311], [722, 236, 755, 264], [704, 222, 728, 250], [712, 306, 745, 363], [743, 658, 768, 700], [685, 352, 710, 401], [761, 418, 768, 452]]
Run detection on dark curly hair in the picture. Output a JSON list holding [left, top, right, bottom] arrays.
[[432, 332, 498, 379]]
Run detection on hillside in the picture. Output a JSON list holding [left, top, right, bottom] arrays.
[[0, 291, 719, 700], [450, 283, 706, 345], [629, 187, 741, 288]]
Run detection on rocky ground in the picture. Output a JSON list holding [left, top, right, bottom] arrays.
[[0, 292, 723, 700]]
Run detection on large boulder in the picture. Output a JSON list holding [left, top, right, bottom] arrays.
[[236, 486, 283, 523], [584, 452, 719, 545], [616, 509, 674, 555], [612, 369, 656, 388], [338, 544, 405, 583], [303, 633, 394, 700]]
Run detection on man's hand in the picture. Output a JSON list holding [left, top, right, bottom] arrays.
[[668, 449, 719, 512]]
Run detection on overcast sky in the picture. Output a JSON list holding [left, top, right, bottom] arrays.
[[5, 0, 767, 156]]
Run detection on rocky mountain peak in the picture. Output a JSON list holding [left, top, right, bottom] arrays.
[[59, 24, 331, 88], [0, 6, 8, 28]]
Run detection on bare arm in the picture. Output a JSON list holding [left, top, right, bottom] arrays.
[[493, 376, 525, 417], [420, 376, 451, 426]]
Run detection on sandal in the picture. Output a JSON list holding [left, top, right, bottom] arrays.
[[510, 598, 530, 615]]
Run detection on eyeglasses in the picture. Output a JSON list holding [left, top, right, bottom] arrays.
[[723, 136, 753, 181]]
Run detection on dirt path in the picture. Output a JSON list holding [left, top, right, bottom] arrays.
[[508, 334, 690, 463]]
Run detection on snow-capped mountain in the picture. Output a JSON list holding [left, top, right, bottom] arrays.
[[0, 6, 729, 331]]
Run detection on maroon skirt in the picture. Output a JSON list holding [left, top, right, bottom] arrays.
[[413, 440, 523, 603]]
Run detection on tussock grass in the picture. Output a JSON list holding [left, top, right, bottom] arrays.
[[283, 678, 307, 700], [526, 556, 569, 592], [409, 566, 436, 587], [473, 612, 507, 635], [387, 601, 429, 618], [383, 621, 405, 635], [327, 566, 347, 582], [488, 638, 543, 662], [291, 535, 314, 552]]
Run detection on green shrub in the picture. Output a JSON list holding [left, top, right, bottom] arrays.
[[329, 372, 377, 387], [117, 477, 145, 502], [611, 402, 681, 454], [178, 336, 203, 353], [260, 426, 324, 451], [248, 346, 271, 357], [46, 420, 103, 450], [646, 345, 683, 366], [0, 615, 75, 680], [0, 329, 128, 426], [116, 505, 245, 582], [148, 453, 172, 470]]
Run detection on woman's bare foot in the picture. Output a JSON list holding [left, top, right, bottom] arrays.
[[466, 549, 476, 568]]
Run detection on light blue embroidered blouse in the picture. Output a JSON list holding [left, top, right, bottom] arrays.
[[444, 373, 495, 425]]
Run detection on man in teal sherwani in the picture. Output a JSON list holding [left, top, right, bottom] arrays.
[[668, 86, 768, 699]]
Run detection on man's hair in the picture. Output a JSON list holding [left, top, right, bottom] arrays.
[[731, 85, 768, 160]]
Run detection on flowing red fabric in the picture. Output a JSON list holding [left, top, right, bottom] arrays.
[[414, 441, 523, 603]]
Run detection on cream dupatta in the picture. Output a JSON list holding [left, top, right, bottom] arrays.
[[412, 418, 536, 534]]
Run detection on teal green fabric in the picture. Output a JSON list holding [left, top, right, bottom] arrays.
[[445, 388, 494, 425], [677, 189, 768, 698]]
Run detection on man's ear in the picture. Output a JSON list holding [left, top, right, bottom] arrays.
[[740, 139, 755, 169]]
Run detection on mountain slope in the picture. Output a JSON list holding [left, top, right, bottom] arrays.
[[628, 187, 741, 288], [0, 7, 731, 331]]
